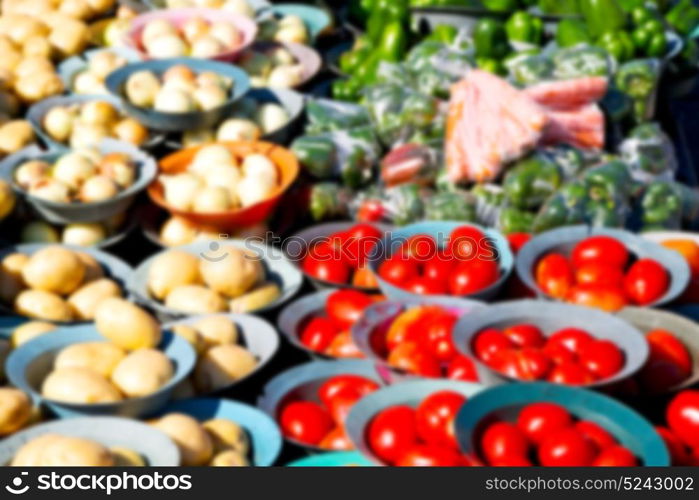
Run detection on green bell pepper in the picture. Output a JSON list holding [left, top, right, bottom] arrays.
[[426, 24, 458, 44], [474, 18, 510, 59], [584, 160, 634, 201], [615, 58, 660, 123], [503, 153, 562, 210], [477, 57, 507, 75], [666, 0, 699, 35], [482, 0, 519, 12], [291, 136, 336, 179], [507, 52, 553, 85], [556, 19, 591, 48], [366, 0, 409, 44], [597, 31, 635, 62], [499, 207, 536, 234], [309, 183, 352, 221], [377, 21, 408, 62], [538, 0, 580, 15], [553, 45, 612, 79], [580, 0, 628, 39], [533, 180, 588, 233], [506, 11, 544, 46], [340, 46, 372, 74], [349, 0, 375, 24], [641, 181, 683, 230], [332, 78, 363, 101]]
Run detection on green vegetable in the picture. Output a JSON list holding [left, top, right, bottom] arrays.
[[482, 0, 519, 12], [386, 184, 425, 226], [309, 183, 351, 221], [366, 0, 409, 44], [339, 46, 372, 74], [424, 191, 477, 222], [332, 78, 362, 101], [615, 58, 660, 123], [620, 122, 676, 177], [646, 32, 667, 58], [474, 18, 509, 60], [538, 0, 580, 15], [305, 99, 371, 134], [533, 180, 588, 232], [583, 160, 634, 201], [476, 57, 507, 75], [506, 11, 543, 46], [556, 19, 591, 48], [641, 181, 682, 230], [349, 0, 376, 23], [553, 45, 612, 79], [666, 0, 699, 35], [597, 31, 635, 62], [292, 136, 336, 179], [426, 25, 459, 44], [580, 0, 628, 39], [499, 207, 536, 234], [503, 153, 562, 210], [544, 145, 587, 178], [377, 21, 408, 62]]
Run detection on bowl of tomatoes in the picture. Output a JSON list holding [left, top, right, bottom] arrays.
[[655, 389, 699, 466], [367, 221, 514, 301], [455, 382, 669, 466], [453, 300, 649, 388], [350, 298, 497, 384], [617, 307, 699, 395], [257, 360, 383, 453], [277, 289, 380, 359], [516, 226, 690, 311], [345, 379, 484, 466], [292, 222, 392, 292]]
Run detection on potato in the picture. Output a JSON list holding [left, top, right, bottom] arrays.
[[0, 252, 27, 304], [15, 72, 64, 104], [194, 344, 257, 392], [160, 216, 198, 247], [15, 290, 73, 322], [66, 278, 121, 321], [94, 298, 161, 350], [49, 18, 89, 57], [192, 315, 237, 348], [111, 348, 173, 397], [42, 367, 123, 404], [12, 321, 55, 347], [151, 413, 213, 466], [165, 285, 226, 314], [209, 449, 249, 466], [23, 34, 52, 58], [199, 246, 262, 298], [0, 120, 35, 154], [110, 447, 145, 467], [75, 252, 104, 282], [13, 434, 115, 466], [54, 342, 126, 378], [0, 388, 32, 436], [22, 246, 85, 296], [62, 223, 107, 247], [229, 282, 280, 314], [203, 418, 249, 454], [172, 325, 206, 355], [147, 250, 201, 300]]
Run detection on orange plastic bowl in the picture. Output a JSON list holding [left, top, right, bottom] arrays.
[[148, 141, 299, 230]]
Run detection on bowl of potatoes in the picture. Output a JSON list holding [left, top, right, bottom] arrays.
[[0, 416, 180, 466], [0, 139, 157, 224], [128, 239, 302, 319], [6, 301, 197, 418], [152, 398, 282, 466], [0, 244, 133, 323], [106, 58, 250, 132], [164, 313, 279, 396], [27, 95, 162, 151], [239, 41, 322, 89], [58, 47, 142, 96]]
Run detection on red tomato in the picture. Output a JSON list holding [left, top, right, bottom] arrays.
[[352, 267, 379, 289], [480, 422, 530, 465], [300, 317, 339, 352], [449, 226, 487, 261], [624, 259, 669, 306], [400, 234, 438, 261], [328, 396, 358, 426], [302, 246, 351, 284], [487, 349, 521, 378], [326, 290, 373, 329], [395, 445, 463, 467], [655, 426, 693, 466], [538, 428, 597, 466], [507, 233, 532, 255], [578, 340, 624, 379], [592, 446, 638, 466], [415, 391, 467, 450], [447, 355, 479, 382], [404, 277, 447, 296], [378, 257, 419, 286], [344, 224, 382, 268], [567, 284, 628, 312], [423, 253, 456, 284], [666, 390, 699, 449], [367, 406, 417, 464], [575, 263, 625, 288], [387, 342, 442, 378], [638, 329, 692, 393], [317, 375, 379, 409], [473, 328, 514, 363], [543, 342, 578, 365], [503, 324, 545, 348], [514, 348, 552, 381], [385, 306, 440, 351], [449, 259, 500, 295], [547, 362, 596, 385], [517, 403, 573, 444], [535, 253, 574, 299], [356, 199, 384, 222], [422, 312, 459, 362], [572, 236, 628, 269], [547, 328, 594, 354], [319, 427, 353, 451], [575, 421, 616, 451], [280, 401, 334, 445], [325, 331, 364, 359]]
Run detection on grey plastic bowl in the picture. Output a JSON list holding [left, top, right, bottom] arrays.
[[453, 299, 650, 388], [277, 289, 335, 359], [288, 221, 393, 293], [618, 307, 699, 394], [57, 47, 143, 95], [0, 416, 180, 466], [0, 243, 133, 322], [163, 313, 279, 395], [105, 58, 251, 132], [455, 382, 670, 467], [247, 41, 322, 89], [345, 379, 484, 465], [128, 239, 302, 319], [0, 139, 157, 225], [165, 87, 305, 148], [26, 94, 164, 151], [6, 326, 196, 418], [257, 359, 384, 452], [516, 225, 691, 307]]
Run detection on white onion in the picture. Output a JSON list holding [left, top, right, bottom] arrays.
[[160, 172, 203, 210]]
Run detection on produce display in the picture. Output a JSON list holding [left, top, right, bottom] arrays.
[[1, 0, 699, 471]]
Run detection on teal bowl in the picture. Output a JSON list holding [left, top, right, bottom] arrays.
[[288, 451, 373, 466]]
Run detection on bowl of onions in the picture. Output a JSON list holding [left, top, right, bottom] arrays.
[[0, 139, 157, 225], [147, 141, 299, 229]]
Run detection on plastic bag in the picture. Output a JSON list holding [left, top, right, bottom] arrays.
[[309, 182, 353, 222], [381, 143, 442, 188], [614, 58, 662, 124], [424, 191, 477, 222], [350, 183, 427, 226], [552, 45, 614, 80], [502, 152, 564, 210], [470, 184, 505, 228], [639, 181, 699, 231], [305, 98, 371, 135], [619, 122, 677, 182], [375, 61, 415, 88]]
